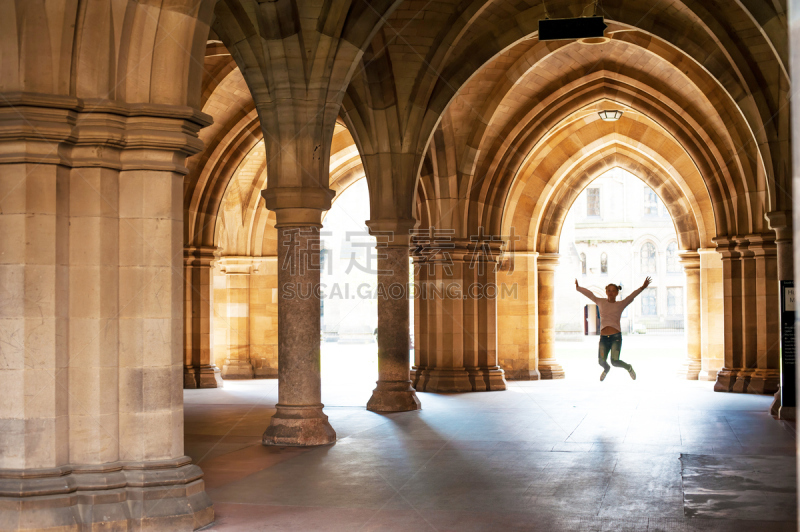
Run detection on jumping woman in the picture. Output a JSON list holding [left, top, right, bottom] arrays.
[[575, 276, 652, 381]]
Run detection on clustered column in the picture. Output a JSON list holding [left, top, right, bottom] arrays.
[[714, 235, 780, 394], [366, 221, 421, 411], [678, 251, 702, 379], [496, 252, 540, 380], [219, 259, 259, 379], [184, 246, 223, 388], [536, 254, 566, 379], [412, 238, 507, 392], [0, 98, 213, 529]]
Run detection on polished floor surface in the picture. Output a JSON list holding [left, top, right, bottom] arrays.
[[187, 340, 797, 531]]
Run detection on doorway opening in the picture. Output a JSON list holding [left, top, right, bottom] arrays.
[[554, 168, 686, 382], [320, 178, 378, 403]]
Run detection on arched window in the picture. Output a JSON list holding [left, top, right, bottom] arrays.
[[600, 253, 608, 274], [641, 242, 656, 273], [666, 242, 680, 273], [641, 288, 657, 316], [586, 188, 600, 216], [643, 188, 658, 216], [580, 253, 586, 275]]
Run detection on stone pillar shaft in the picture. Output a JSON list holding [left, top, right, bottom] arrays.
[[497, 252, 540, 380], [262, 225, 335, 446], [184, 246, 222, 388], [678, 251, 701, 379], [0, 159, 69, 471], [766, 211, 794, 418], [367, 244, 420, 412], [219, 259, 257, 379], [537, 254, 565, 379], [699, 248, 724, 380]]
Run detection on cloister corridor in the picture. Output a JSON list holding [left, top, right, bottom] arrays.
[[184, 339, 796, 531], [3, 0, 800, 530]]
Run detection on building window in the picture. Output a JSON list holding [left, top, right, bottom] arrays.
[[667, 287, 683, 316], [644, 188, 658, 216], [666, 242, 680, 273], [580, 253, 587, 275], [587, 188, 600, 217], [600, 253, 608, 274], [641, 287, 657, 316], [640, 242, 657, 273]]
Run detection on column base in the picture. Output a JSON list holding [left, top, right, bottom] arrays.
[[367, 381, 421, 412], [770, 390, 781, 416], [503, 369, 541, 381], [779, 406, 796, 421], [538, 359, 565, 379], [699, 368, 719, 381], [746, 369, 780, 394], [467, 366, 507, 391], [412, 367, 473, 393], [678, 358, 701, 380], [714, 369, 779, 394], [713, 369, 738, 392], [0, 457, 213, 531], [263, 404, 336, 447], [254, 367, 279, 379], [732, 369, 753, 393], [184, 364, 224, 389], [221, 359, 254, 379]]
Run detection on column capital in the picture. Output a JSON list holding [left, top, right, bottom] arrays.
[[537, 253, 560, 271], [0, 93, 211, 171], [366, 218, 417, 247], [261, 187, 334, 227], [184, 246, 221, 267], [218, 256, 261, 275], [766, 210, 793, 241], [740, 232, 777, 257], [711, 237, 740, 259], [677, 250, 700, 270]]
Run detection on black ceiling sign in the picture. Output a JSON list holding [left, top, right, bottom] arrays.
[[538, 16, 607, 41]]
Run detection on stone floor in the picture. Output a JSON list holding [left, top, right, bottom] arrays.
[[186, 340, 797, 531]]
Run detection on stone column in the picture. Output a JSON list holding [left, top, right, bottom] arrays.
[[412, 239, 507, 392], [714, 238, 743, 392], [219, 258, 259, 379], [678, 251, 701, 379], [261, 189, 336, 446], [465, 242, 507, 390], [412, 244, 473, 392], [0, 97, 213, 530], [699, 247, 724, 380], [537, 254, 565, 379], [766, 211, 794, 418], [732, 239, 759, 393], [714, 235, 780, 394], [184, 246, 223, 388], [497, 252, 540, 380], [747, 234, 779, 394], [366, 222, 420, 412]]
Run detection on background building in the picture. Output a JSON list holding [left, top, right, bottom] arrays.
[[555, 168, 685, 336]]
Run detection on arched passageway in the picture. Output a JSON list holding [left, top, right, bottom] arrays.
[[0, 0, 794, 530], [550, 168, 697, 381]]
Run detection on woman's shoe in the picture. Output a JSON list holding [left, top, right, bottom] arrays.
[[600, 370, 608, 381], [628, 368, 636, 380]]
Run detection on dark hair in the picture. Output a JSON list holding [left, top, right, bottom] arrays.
[[606, 283, 622, 291]]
